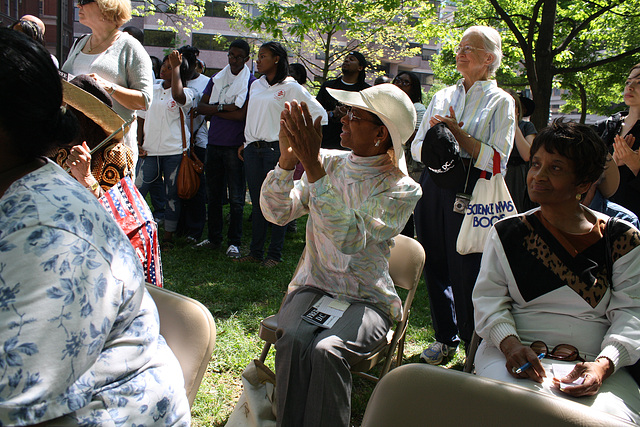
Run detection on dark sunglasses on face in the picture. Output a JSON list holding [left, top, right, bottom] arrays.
[[530, 340, 585, 362], [78, 0, 95, 6]]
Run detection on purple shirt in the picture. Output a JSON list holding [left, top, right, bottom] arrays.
[[203, 74, 256, 147]]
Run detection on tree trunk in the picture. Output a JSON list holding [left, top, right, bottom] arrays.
[[529, 0, 558, 131], [320, 32, 334, 83]]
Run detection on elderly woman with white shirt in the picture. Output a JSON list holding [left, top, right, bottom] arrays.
[[411, 25, 515, 365], [473, 120, 640, 424]]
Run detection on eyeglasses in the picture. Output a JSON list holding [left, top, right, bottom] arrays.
[[77, 0, 95, 5], [393, 78, 411, 87], [227, 53, 248, 61], [455, 45, 486, 55], [345, 107, 382, 125], [530, 341, 585, 362]]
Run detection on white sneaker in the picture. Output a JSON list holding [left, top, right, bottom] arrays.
[[420, 341, 455, 365], [195, 239, 219, 249], [226, 244, 241, 258]]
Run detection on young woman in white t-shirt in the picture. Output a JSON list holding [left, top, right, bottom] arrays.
[[136, 50, 195, 248], [237, 41, 327, 267]]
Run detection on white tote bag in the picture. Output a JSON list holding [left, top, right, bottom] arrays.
[[225, 359, 277, 427], [456, 150, 517, 255]]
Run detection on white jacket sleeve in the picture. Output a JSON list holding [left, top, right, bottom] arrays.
[[472, 226, 519, 349]]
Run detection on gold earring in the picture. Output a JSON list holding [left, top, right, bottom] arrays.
[[576, 193, 582, 200]]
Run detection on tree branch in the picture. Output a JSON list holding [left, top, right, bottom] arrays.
[[557, 47, 640, 74], [487, 0, 526, 48], [552, 1, 622, 55], [526, 0, 544, 46]]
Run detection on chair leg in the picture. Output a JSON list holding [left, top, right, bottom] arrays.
[[395, 337, 405, 368], [259, 342, 272, 363], [463, 331, 482, 374]]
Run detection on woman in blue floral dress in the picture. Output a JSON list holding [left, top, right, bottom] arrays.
[[0, 30, 190, 426]]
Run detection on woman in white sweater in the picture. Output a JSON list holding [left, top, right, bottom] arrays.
[[472, 120, 640, 423], [62, 0, 153, 168]]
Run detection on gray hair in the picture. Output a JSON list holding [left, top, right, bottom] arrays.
[[463, 26, 502, 77]]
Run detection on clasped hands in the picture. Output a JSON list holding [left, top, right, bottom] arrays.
[[279, 100, 326, 183], [500, 336, 612, 397], [613, 134, 639, 175]]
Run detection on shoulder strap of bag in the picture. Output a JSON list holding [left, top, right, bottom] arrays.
[[492, 150, 501, 176], [478, 149, 501, 180], [64, 34, 89, 69], [189, 108, 195, 149], [69, 34, 89, 57], [605, 216, 616, 287], [189, 107, 206, 142], [179, 109, 188, 156], [71, 34, 88, 51]]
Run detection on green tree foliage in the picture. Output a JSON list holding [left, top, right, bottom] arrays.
[[432, 0, 640, 128], [226, 0, 439, 85], [559, 57, 638, 122], [133, 0, 206, 35]]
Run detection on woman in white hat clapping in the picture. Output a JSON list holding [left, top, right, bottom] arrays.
[[259, 83, 422, 427]]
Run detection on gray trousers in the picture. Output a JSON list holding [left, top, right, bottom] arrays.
[[274, 287, 392, 427]]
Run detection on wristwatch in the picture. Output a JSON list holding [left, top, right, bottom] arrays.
[[218, 103, 224, 112], [106, 82, 116, 95]]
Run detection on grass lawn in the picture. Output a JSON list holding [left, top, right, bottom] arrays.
[[162, 207, 466, 426]]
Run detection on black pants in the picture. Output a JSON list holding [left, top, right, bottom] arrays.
[[414, 169, 483, 347]]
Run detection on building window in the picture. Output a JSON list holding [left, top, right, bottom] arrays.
[[204, 0, 232, 18], [422, 48, 437, 61], [144, 30, 175, 47], [192, 33, 239, 51], [416, 73, 434, 86]]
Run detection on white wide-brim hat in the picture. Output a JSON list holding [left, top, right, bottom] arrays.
[[327, 83, 416, 175]]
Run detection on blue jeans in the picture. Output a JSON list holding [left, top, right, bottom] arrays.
[[178, 146, 207, 240], [206, 144, 245, 247], [243, 142, 287, 261], [136, 157, 166, 220], [136, 154, 182, 233]]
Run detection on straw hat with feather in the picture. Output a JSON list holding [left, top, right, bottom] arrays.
[[62, 75, 129, 141]]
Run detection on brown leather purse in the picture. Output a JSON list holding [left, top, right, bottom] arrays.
[[177, 108, 204, 199]]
